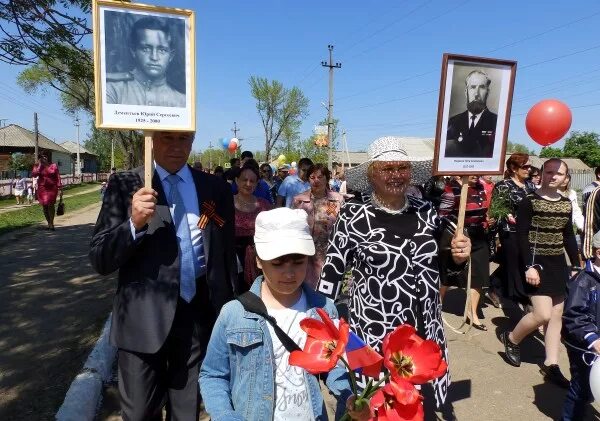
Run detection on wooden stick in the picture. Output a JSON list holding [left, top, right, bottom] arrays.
[[456, 175, 469, 235], [457, 175, 472, 329], [144, 131, 153, 187], [442, 175, 473, 334]]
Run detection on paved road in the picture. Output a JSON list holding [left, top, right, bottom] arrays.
[[0, 203, 114, 421]]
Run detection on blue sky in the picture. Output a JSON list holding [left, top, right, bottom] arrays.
[[1, 0, 600, 154]]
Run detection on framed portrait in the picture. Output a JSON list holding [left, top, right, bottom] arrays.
[[93, 0, 195, 131], [433, 53, 516, 175]]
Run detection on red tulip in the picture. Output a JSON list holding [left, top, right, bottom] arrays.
[[289, 308, 350, 374], [369, 379, 424, 421], [382, 325, 447, 384]]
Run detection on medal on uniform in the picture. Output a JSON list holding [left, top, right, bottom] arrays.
[[458, 132, 463, 142]]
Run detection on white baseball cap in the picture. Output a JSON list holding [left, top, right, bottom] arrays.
[[254, 208, 315, 260]]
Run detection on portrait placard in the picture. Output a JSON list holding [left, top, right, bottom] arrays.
[[433, 54, 516, 175], [93, 0, 195, 131]]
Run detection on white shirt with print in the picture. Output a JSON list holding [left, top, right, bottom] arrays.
[[266, 291, 314, 421]]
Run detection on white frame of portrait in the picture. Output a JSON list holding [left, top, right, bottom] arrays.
[[433, 53, 516, 176], [93, 0, 195, 131]]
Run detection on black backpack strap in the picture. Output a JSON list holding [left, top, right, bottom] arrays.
[[237, 292, 301, 353]]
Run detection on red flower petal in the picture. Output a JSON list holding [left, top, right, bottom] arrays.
[[289, 349, 336, 374], [299, 318, 332, 340], [369, 380, 424, 421]]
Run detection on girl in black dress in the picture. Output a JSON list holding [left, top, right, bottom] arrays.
[[501, 158, 579, 388]]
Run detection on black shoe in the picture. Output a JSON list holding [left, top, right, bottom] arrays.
[[540, 364, 570, 389], [501, 331, 521, 367]]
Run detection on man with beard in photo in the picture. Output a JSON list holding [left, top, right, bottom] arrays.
[[445, 69, 498, 158]]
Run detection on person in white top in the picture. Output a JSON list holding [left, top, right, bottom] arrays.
[[559, 173, 584, 232]]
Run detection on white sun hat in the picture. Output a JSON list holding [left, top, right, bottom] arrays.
[[346, 136, 433, 193], [254, 208, 315, 260]]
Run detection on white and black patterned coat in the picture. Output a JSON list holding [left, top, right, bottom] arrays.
[[317, 195, 456, 407]]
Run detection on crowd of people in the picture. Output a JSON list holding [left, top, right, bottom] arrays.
[[90, 132, 600, 420]]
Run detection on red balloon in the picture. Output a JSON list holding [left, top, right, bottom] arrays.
[[228, 141, 237, 153], [525, 99, 572, 146]]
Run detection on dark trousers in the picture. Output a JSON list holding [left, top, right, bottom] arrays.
[[118, 279, 215, 421], [561, 347, 593, 421]]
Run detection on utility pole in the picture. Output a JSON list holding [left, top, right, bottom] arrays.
[[231, 121, 240, 138], [75, 116, 81, 180], [343, 130, 351, 169], [231, 121, 241, 157], [34, 113, 39, 158], [208, 140, 213, 170], [321, 45, 341, 171]]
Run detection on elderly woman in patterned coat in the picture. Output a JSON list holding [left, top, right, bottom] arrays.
[[316, 136, 471, 410]]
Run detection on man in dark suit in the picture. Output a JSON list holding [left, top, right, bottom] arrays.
[[445, 70, 498, 158], [89, 131, 238, 420]]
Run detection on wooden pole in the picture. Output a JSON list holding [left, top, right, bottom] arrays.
[[442, 175, 473, 334], [457, 175, 472, 330], [144, 132, 153, 187]]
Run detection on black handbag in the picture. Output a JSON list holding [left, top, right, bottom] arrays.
[[56, 192, 65, 216], [236, 292, 301, 353]]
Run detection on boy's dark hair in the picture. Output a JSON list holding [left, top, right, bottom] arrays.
[[241, 151, 253, 160], [213, 165, 224, 174], [230, 157, 240, 166], [298, 157, 313, 168], [130, 17, 171, 48]]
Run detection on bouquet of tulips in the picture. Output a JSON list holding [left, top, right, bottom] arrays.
[[289, 309, 447, 421]]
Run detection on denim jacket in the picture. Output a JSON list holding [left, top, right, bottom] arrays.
[[199, 277, 353, 421]]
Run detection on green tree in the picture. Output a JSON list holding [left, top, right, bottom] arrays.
[[506, 141, 534, 155], [84, 126, 128, 172], [8, 152, 35, 172], [2, 0, 143, 169], [539, 146, 563, 158], [562, 131, 600, 167], [249, 76, 309, 161]]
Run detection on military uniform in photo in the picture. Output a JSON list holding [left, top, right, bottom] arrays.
[[445, 108, 497, 158], [106, 68, 186, 107]]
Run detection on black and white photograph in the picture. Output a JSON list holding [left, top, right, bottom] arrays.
[[93, 0, 195, 131], [433, 54, 516, 175]]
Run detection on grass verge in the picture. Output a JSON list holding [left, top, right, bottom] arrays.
[[0, 182, 101, 209], [0, 190, 101, 236]]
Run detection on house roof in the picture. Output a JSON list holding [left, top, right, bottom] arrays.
[[333, 136, 591, 171], [0, 124, 71, 154], [333, 137, 435, 164], [60, 141, 97, 156]]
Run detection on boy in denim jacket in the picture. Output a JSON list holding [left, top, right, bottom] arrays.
[[562, 231, 600, 420], [200, 208, 368, 421]]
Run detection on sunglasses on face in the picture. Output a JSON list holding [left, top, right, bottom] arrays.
[[520, 164, 531, 170]]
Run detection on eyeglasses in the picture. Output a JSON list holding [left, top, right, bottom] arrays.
[[261, 169, 272, 173], [520, 164, 531, 170]]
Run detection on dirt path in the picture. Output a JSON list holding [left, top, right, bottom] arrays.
[[0, 203, 114, 421]]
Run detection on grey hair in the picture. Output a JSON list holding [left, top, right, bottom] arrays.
[[465, 70, 491, 87]]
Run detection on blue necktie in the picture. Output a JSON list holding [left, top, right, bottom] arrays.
[[166, 174, 196, 303]]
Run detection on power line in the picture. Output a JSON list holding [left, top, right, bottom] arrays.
[[486, 10, 600, 54], [346, 0, 471, 61], [337, 10, 600, 103], [339, 42, 600, 112], [340, 0, 434, 54]]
